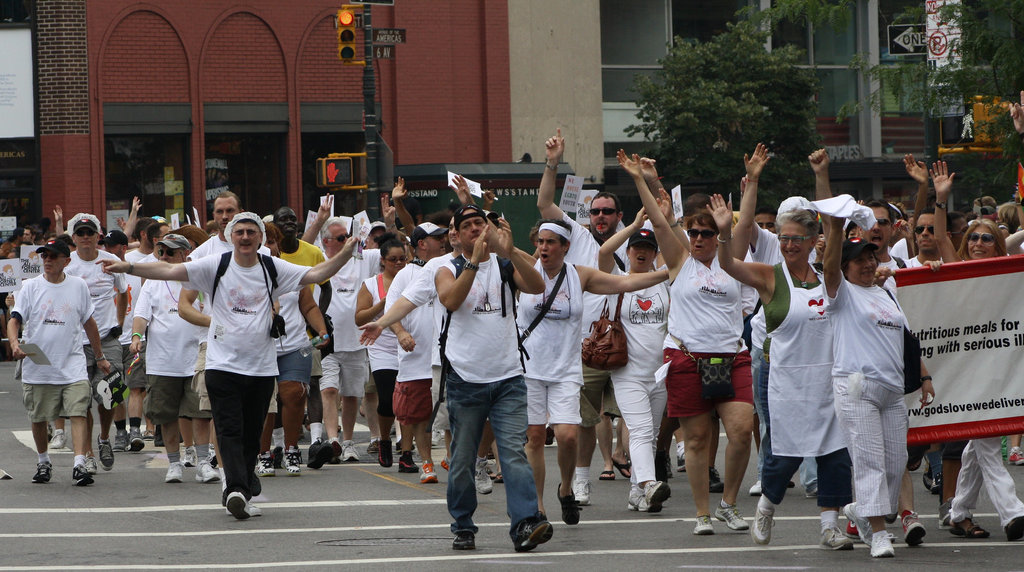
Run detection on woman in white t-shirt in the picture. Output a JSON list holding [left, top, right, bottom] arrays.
[[355, 234, 408, 470], [597, 214, 673, 515], [823, 214, 935, 558]]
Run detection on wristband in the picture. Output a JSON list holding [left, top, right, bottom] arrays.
[[545, 161, 558, 170], [670, 221, 681, 228], [131, 333, 143, 340], [920, 375, 933, 382], [935, 201, 947, 210], [464, 262, 480, 271], [717, 236, 731, 244], [127, 262, 134, 275]]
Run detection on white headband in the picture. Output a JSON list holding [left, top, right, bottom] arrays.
[[539, 222, 571, 240]]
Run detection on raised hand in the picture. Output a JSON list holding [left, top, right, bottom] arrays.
[[808, 148, 830, 175], [316, 194, 334, 224], [130, 196, 142, 214], [380, 193, 396, 227], [929, 161, 955, 203], [744, 143, 770, 179], [391, 176, 407, 202], [656, 187, 674, 221], [616, 149, 642, 178], [482, 190, 496, 211], [1012, 90, 1024, 134], [639, 156, 659, 183], [451, 174, 473, 205], [631, 207, 648, 229], [903, 154, 928, 184], [492, 218, 515, 259], [708, 194, 733, 234], [471, 225, 490, 264], [545, 128, 565, 165], [340, 236, 358, 259]]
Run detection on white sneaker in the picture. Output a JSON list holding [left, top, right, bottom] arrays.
[[642, 481, 670, 513], [572, 478, 592, 506], [195, 460, 220, 483], [474, 458, 493, 494], [284, 449, 302, 476], [843, 502, 872, 545], [751, 504, 773, 544], [341, 440, 359, 462], [255, 454, 275, 477], [748, 480, 762, 496], [820, 526, 854, 550], [226, 491, 260, 520], [627, 487, 646, 511], [165, 462, 183, 483], [870, 531, 895, 558], [693, 515, 715, 535], [714, 503, 749, 531], [84, 456, 98, 475], [49, 430, 66, 450], [182, 446, 198, 468]]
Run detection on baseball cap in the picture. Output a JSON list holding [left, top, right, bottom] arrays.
[[36, 239, 71, 258], [100, 230, 128, 246], [411, 222, 447, 245], [156, 233, 191, 251], [453, 204, 486, 229], [627, 228, 658, 250], [369, 221, 387, 232], [69, 213, 101, 233], [841, 237, 879, 265]]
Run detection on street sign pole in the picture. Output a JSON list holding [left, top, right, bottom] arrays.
[[363, 4, 379, 218]]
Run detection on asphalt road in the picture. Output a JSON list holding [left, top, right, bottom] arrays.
[[1, 360, 1022, 570]]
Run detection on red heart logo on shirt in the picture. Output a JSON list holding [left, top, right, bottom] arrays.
[[808, 298, 825, 316], [637, 299, 653, 312]]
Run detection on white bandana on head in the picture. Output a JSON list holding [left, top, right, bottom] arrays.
[[225, 212, 267, 247], [538, 222, 571, 241]]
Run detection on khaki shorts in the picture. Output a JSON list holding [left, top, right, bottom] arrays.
[[122, 341, 148, 389], [580, 364, 620, 427], [191, 342, 211, 412], [430, 365, 449, 431], [144, 375, 207, 425], [23, 381, 90, 423], [84, 335, 125, 394], [320, 349, 369, 397]]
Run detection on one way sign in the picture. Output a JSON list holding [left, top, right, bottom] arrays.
[[888, 24, 926, 56]]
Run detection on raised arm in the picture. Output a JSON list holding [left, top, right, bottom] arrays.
[[824, 216, 845, 298], [390, 177, 417, 233], [537, 129, 566, 220], [302, 236, 357, 285], [929, 161, 960, 262], [450, 174, 476, 207], [301, 195, 333, 244], [618, 150, 687, 279], [711, 194, 775, 299], [576, 264, 668, 295], [904, 154, 929, 258], [101, 259, 189, 282], [599, 208, 645, 273], [122, 196, 142, 241], [809, 148, 833, 201], [734, 143, 770, 255], [491, 219, 544, 295]]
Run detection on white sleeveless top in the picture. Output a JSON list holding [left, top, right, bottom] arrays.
[[362, 274, 398, 371], [517, 261, 584, 384], [664, 255, 743, 353]]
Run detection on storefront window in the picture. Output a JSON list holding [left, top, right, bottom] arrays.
[[205, 134, 283, 219], [0, 0, 31, 23], [105, 136, 189, 230], [0, 176, 34, 228]]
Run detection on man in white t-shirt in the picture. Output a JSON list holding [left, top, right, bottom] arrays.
[[100, 212, 355, 520], [9, 239, 110, 486], [65, 213, 128, 475], [903, 208, 945, 269]]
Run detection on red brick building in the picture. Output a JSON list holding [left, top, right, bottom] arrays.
[[11, 0, 511, 226]]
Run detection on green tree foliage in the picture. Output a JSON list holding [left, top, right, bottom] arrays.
[[628, 21, 821, 205]]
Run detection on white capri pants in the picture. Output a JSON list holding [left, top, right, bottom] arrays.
[[430, 365, 450, 431], [950, 437, 1024, 527], [833, 376, 907, 519], [612, 375, 667, 486], [525, 378, 582, 426]]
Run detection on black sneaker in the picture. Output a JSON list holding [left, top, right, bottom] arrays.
[[272, 446, 284, 469], [654, 450, 669, 482], [153, 426, 164, 447], [558, 485, 580, 525], [72, 465, 94, 486], [513, 517, 553, 552], [397, 451, 418, 473], [32, 461, 52, 483], [1006, 516, 1024, 541], [930, 472, 943, 495], [378, 439, 393, 468], [112, 429, 128, 452], [97, 438, 114, 471], [709, 466, 724, 493], [452, 531, 476, 550], [307, 440, 333, 469]]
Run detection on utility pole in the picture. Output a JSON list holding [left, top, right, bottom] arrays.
[[362, 5, 379, 218]]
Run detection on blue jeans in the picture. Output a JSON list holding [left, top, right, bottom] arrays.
[[446, 370, 542, 538]]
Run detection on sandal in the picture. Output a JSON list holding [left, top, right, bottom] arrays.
[[612, 459, 632, 479], [950, 519, 990, 538], [494, 473, 503, 484], [599, 470, 616, 481]]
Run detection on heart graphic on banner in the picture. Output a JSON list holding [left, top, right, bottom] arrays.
[[637, 299, 653, 312], [808, 298, 825, 316]]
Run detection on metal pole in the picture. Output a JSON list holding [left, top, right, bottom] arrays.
[[363, 5, 379, 218]]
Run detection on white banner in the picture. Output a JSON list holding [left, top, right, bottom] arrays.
[[575, 189, 599, 225], [0, 29, 34, 138], [19, 245, 41, 281], [558, 175, 584, 216]]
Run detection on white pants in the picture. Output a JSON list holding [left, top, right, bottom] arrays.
[[613, 376, 667, 485], [833, 376, 907, 518], [525, 378, 582, 426], [950, 437, 1024, 527]]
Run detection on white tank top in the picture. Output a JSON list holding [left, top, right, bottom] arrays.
[[517, 261, 584, 384], [664, 255, 743, 353], [363, 274, 398, 371]]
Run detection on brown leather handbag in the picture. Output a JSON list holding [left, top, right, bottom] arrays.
[[581, 293, 628, 370]]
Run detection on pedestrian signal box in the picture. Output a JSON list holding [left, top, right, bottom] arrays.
[[316, 153, 367, 189]]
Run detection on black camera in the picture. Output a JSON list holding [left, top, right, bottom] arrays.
[[269, 314, 286, 339]]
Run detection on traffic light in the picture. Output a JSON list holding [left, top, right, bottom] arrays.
[[317, 157, 353, 187], [337, 6, 360, 65]]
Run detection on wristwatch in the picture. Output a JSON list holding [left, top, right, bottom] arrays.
[[464, 262, 480, 271], [935, 201, 946, 210]]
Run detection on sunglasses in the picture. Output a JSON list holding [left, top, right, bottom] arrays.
[[967, 232, 995, 244], [778, 234, 810, 244], [686, 229, 717, 239], [325, 234, 348, 242], [39, 251, 63, 260], [874, 218, 891, 227], [74, 228, 97, 237], [383, 256, 406, 264], [914, 225, 934, 235], [589, 207, 618, 216], [757, 221, 776, 230], [157, 248, 181, 257]]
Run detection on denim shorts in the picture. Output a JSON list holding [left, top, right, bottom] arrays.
[[277, 349, 313, 383]]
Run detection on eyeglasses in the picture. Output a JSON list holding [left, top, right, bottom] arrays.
[[686, 229, 717, 239], [914, 225, 935, 235], [74, 228, 97, 237], [157, 248, 180, 257], [39, 251, 62, 260], [874, 218, 891, 227], [384, 256, 406, 264], [232, 228, 259, 237], [589, 207, 618, 216], [324, 234, 348, 242], [778, 235, 810, 244], [967, 232, 995, 244], [757, 221, 776, 230]]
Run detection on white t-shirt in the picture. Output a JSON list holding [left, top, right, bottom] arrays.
[[402, 253, 453, 367], [362, 274, 398, 371], [890, 238, 910, 261], [135, 279, 201, 377], [66, 250, 128, 340], [877, 256, 899, 294], [517, 261, 584, 384], [119, 249, 148, 345], [562, 212, 629, 341], [386, 263, 434, 382], [14, 275, 94, 384], [275, 289, 309, 356], [191, 235, 271, 259], [665, 255, 744, 353], [904, 256, 926, 269], [827, 278, 905, 392], [611, 280, 669, 383], [439, 254, 522, 383], [184, 255, 308, 376], [324, 249, 381, 352]]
